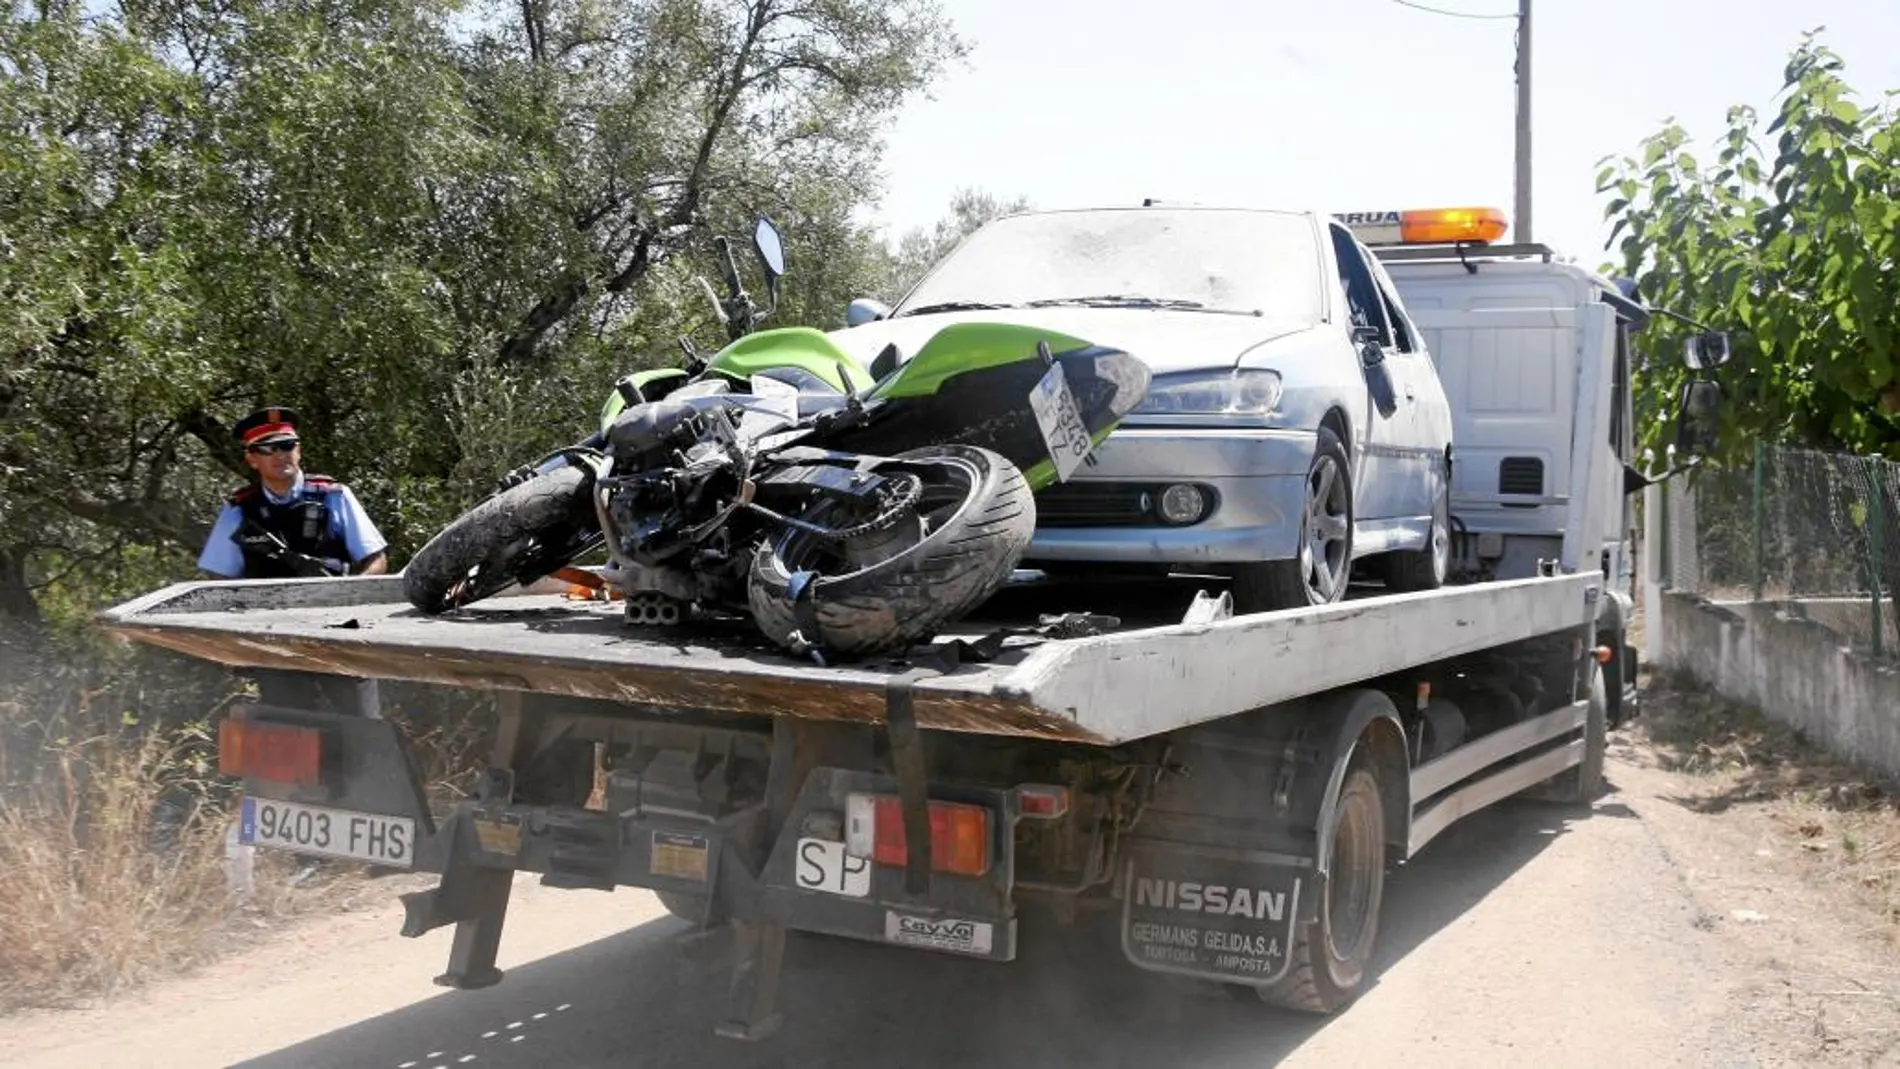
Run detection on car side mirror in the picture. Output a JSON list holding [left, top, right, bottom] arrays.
[[846, 298, 891, 327], [1363, 356, 1398, 418], [1351, 324, 1385, 367], [1673, 379, 1723, 456], [1683, 331, 1731, 371], [869, 342, 901, 382]]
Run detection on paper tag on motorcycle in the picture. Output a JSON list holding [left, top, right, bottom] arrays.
[[1030, 362, 1093, 483]]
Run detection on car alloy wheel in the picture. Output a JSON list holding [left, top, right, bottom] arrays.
[[1301, 452, 1352, 603]]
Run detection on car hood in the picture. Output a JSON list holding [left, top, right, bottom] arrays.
[[825, 307, 1316, 375]]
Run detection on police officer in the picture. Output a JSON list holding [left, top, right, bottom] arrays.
[[197, 406, 388, 724], [198, 406, 389, 579]]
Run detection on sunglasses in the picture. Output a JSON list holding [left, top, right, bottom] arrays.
[[247, 440, 300, 456]]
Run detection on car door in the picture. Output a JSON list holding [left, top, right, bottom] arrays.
[[1365, 250, 1448, 525], [1325, 224, 1408, 525]]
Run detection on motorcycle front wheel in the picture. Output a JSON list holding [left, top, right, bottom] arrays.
[[403, 464, 599, 614], [747, 444, 1035, 658]]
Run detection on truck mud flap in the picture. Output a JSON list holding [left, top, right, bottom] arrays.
[[1118, 841, 1318, 986]]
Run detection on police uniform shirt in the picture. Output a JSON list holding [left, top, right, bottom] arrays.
[[197, 475, 388, 578]]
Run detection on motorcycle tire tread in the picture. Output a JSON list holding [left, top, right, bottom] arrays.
[[403, 465, 594, 615], [747, 445, 1034, 658]]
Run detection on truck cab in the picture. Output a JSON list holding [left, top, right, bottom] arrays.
[[1366, 224, 1651, 719]]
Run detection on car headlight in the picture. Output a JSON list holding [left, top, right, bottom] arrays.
[[1131, 369, 1283, 420]]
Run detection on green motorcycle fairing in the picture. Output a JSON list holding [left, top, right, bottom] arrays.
[[594, 321, 1152, 493], [820, 322, 1153, 491], [869, 322, 1093, 400], [702, 326, 877, 395]]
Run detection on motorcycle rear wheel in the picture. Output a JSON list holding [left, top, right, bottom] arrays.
[[747, 445, 1034, 658], [404, 465, 598, 614]]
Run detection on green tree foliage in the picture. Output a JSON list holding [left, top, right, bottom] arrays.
[[1597, 29, 1900, 464], [0, 0, 964, 639]]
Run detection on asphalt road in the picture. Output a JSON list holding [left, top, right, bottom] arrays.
[[4, 755, 1813, 1069]]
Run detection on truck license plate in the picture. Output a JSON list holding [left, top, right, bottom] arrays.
[[239, 796, 415, 868], [1029, 361, 1093, 483], [793, 837, 870, 898]]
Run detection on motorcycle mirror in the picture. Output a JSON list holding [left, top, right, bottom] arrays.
[[753, 217, 786, 283], [1683, 331, 1732, 371]]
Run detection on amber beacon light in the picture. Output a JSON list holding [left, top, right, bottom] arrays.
[[1334, 207, 1511, 247]]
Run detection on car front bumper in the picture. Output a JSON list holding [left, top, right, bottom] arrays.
[[1026, 426, 1316, 565]]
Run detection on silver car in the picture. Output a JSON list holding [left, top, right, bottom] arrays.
[[830, 205, 1455, 613]]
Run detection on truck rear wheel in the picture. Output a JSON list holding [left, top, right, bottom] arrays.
[[1257, 756, 1386, 1013], [655, 890, 715, 928]]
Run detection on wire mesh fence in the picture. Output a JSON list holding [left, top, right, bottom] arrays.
[[1657, 443, 1900, 663]]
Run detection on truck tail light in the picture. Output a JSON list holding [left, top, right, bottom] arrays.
[[844, 793, 992, 877], [1013, 784, 1070, 819], [219, 719, 323, 787]]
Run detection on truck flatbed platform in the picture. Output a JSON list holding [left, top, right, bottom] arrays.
[[100, 571, 1600, 746]]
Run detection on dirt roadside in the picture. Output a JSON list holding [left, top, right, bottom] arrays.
[[0, 676, 1897, 1068], [1611, 671, 1900, 1065]]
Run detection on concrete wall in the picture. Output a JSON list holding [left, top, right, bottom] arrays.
[[1645, 588, 1900, 774], [1778, 596, 1900, 649], [1640, 482, 1900, 773]]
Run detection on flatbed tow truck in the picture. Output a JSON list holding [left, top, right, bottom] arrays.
[[100, 216, 1718, 1038]]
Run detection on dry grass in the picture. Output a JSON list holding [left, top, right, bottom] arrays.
[[0, 669, 497, 1015], [1634, 667, 1900, 933], [0, 731, 389, 1013], [0, 734, 233, 1010], [396, 707, 493, 802], [1638, 667, 1897, 802]]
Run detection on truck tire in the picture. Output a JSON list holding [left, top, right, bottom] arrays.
[[1547, 663, 1608, 804], [1382, 477, 1449, 593], [404, 465, 596, 614], [748, 444, 1034, 658], [1258, 755, 1386, 1013], [1601, 629, 1633, 727], [655, 890, 715, 928], [1230, 426, 1353, 614]]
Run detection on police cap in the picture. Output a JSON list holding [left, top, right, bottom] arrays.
[[233, 406, 301, 448]]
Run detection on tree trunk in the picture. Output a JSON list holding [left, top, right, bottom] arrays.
[[498, 276, 588, 365], [0, 546, 46, 693], [0, 547, 42, 631]]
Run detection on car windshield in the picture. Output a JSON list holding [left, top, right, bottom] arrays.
[[894, 208, 1324, 322]]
